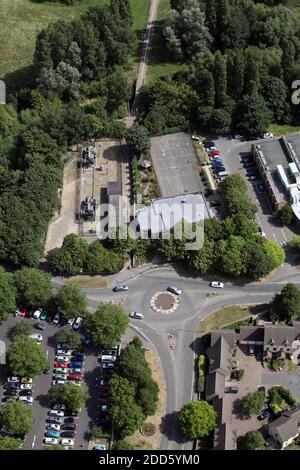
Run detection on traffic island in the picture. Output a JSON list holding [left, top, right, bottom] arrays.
[[150, 291, 180, 314]]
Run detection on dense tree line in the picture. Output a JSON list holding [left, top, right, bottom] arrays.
[[159, 174, 285, 279], [139, 0, 300, 135], [108, 337, 159, 438]]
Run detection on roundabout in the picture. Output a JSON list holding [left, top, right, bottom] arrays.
[[150, 291, 180, 314]]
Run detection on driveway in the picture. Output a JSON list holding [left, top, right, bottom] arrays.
[[261, 370, 300, 401]]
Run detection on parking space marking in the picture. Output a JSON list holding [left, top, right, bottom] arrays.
[[273, 232, 278, 242], [46, 349, 49, 357], [32, 435, 36, 448]]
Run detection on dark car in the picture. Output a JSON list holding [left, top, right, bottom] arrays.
[[4, 390, 18, 397], [60, 431, 76, 438], [257, 410, 271, 421], [62, 423, 76, 431], [43, 365, 50, 375], [35, 323, 46, 331], [225, 386, 238, 394], [72, 351, 85, 357], [258, 386, 266, 396], [19, 390, 32, 397], [64, 417, 75, 424], [65, 410, 79, 417]]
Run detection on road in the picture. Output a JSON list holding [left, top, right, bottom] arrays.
[[70, 261, 300, 450]]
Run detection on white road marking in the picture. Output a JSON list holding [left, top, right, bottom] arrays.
[[273, 232, 278, 242], [32, 435, 36, 448], [46, 350, 49, 357]]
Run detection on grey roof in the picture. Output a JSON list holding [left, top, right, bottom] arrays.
[[236, 326, 264, 343], [211, 330, 235, 349], [254, 140, 291, 172], [269, 407, 300, 443], [207, 336, 232, 376], [205, 371, 225, 401], [213, 397, 231, 426], [107, 181, 122, 196], [214, 423, 236, 450], [264, 325, 297, 348]]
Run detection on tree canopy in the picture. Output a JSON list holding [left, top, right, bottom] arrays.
[[55, 284, 88, 320], [7, 337, 48, 378], [0, 267, 16, 322], [178, 400, 217, 438], [242, 391, 265, 416], [238, 431, 265, 450], [0, 400, 33, 436], [271, 283, 300, 322], [85, 303, 129, 348], [48, 383, 89, 411], [14, 268, 52, 307]]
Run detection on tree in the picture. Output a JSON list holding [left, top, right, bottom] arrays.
[[112, 440, 134, 450], [242, 391, 265, 416], [107, 67, 129, 113], [109, 375, 145, 438], [14, 268, 52, 307], [1, 400, 33, 435], [0, 267, 16, 323], [125, 124, 150, 156], [271, 283, 300, 321], [237, 92, 273, 137], [48, 384, 89, 410], [278, 204, 295, 225], [9, 321, 33, 342], [238, 431, 265, 450], [262, 239, 285, 268], [54, 327, 81, 349], [0, 436, 22, 450], [178, 400, 216, 439], [56, 284, 88, 320], [86, 304, 129, 348], [7, 338, 48, 378]]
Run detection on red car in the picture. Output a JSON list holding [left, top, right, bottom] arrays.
[[99, 398, 108, 404], [47, 311, 55, 322], [54, 362, 68, 369], [19, 307, 29, 317], [208, 150, 220, 157], [67, 374, 83, 381]]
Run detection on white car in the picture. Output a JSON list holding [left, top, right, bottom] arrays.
[[56, 355, 70, 362], [263, 132, 273, 139], [51, 379, 66, 386], [20, 383, 32, 390], [56, 350, 71, 356], [32, 308, 42, 319], [101, 355, 116, 363], [29, 334, 43, 342], [53, 374, 68, 380], [49, 410, 64, 417], [73, 317, 83, 330], [67, 318, 75, 326], [102, 362, 115, 369], [191, 135, 200, 141], [7, 376, 20, 384], [53, 404, 66, 411], [234, 134, 243, 140], [67, 380, 81, 387], [210, 281, 224, 288], [60, 438, 74, 447], [129, 312, 144, 320], [53, 313, 60, 325], [19, 396, 33, 404], [47, 424, 61, 431], [44, 437, 59, 445], [69, 368, 82, 374], [167, 286, 182, 295]]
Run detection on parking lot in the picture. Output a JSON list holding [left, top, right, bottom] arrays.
[[150, 133, 204, 197], [0, 314, 100, 450], [207, 136, 290, 245]]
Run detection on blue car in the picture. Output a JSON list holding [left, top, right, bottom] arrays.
[[72, 351, 85, 358], [68, 362, 83, 369], [45, 431, 60, 438]]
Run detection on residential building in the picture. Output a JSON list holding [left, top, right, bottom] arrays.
[[268, 407, 300, 449]]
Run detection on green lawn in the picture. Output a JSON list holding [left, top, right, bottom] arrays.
[[0, 0, 150, 84], [268, 124, 300, 137], [147, 0, 183, 81]]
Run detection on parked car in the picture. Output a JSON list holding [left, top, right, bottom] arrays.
[[80, 333, 90, 344], [210, 281, 224, 288], [44, 437, 59, 445], [248, 345, 255, 355], [51, 379, 66, 386], [39, 310, 48, 321], [100, 379, 110, 386], [61, 438, 75, 447], [47, 416, 63, 424], [18, 396, 33, 404], [208, 150, 220, 157], [68, 362, 83, 369], [21, 378, 32, 384], [56, 343, 70, 350], [60, 431, 75, 438], [53, 368, 66, 374], [56, 355, 70, 362], [62, 423, 76, 431], [20, 383, 32, 390], [73, 317, 83, 330], [258, 386, 266, 396], [72, 351, 85, 358], [45, 431, 60, 438], [19, 390, 32, 397], [191, 135, 200, 141], [67, 374, 83, 381], [129, 312, 144, 320], [67, 318, 75, 327], [113, 284, 129, 292], [167, 286, 182, 295], [49, 410, 65, 417], [13, 308, 21, 317], [32, 308, 42, 319], [53, 313, 60, 325], [29, 334, 43, 342], [52, 404, 66, 412], [47, 424, 61, 431], [7, 376, 20, 384], [263, 132, 273, 139], [53, 374, 68, 380], [35, 323, 46, 331], [67, 380, 81, 387], [4, 389, 18, 397], [65, 410, 79, 417], [225, 386, 238, 393], [54, 361, 68, 369]]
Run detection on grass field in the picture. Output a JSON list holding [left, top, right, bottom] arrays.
[[197, 304, 268, 336], [0, 0, 150, 85], [268, 124, 300, 137], [147, 0, 183, 80], [64, 276, 107, 288]]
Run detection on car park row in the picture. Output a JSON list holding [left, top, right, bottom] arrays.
[[202, 139, 230, 183]]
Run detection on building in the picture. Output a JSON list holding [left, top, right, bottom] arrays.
[[252, 133, 300, 220], [136, 193, 209, 239], [268, 407, 300, 449]]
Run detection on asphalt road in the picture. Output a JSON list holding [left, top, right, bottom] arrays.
[[72, 262, 300, 450]]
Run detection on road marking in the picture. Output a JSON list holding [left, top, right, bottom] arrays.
[[32, 435, 36, 448], [281, 228, 287, 242], [46, 349, 49, 357], [273, 232, 278, 242]]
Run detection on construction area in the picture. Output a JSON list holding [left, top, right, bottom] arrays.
[[44, 138, 131, 253]]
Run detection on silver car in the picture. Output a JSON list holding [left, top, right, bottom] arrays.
[[167, 286, 182, 295]]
